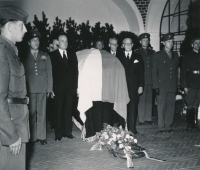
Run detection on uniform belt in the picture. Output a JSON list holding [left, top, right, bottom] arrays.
[[7, 97, 29, 104], [189, 70, 200, 74]]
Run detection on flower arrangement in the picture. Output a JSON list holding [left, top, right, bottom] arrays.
[[90, 125, 145, 168]]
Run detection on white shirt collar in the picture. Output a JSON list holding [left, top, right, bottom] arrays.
[[111, 51, 116, 55], [125, 51, 132, 58], [58, 49, 67, 58]]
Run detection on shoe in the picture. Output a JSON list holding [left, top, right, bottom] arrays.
[[38, 139, 47, 145], [145, 121, 155, 125], [65, 134, 75, 139], [139, 122, 145, 126], [55, 137, 62, 141], [159, 130, 166, 133]]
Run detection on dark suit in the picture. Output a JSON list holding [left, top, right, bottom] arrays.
[[152, 49, 179, 130], [135, 48, 155, 123], [50, 49, 78, 138], [117, 51, 144, 133]]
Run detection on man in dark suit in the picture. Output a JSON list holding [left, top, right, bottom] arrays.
[[117, 38, 144, 135], [0, 6, 29, 170], [23, 31, 53, 145], [181, 38, 200, 131], [152, 33, 179, 133], [50, 34, 78, 141], [135, 33, 155, 125]]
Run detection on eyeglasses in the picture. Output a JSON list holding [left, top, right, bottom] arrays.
[[123, 43, 133, 46], [110, 43, 118, 46]]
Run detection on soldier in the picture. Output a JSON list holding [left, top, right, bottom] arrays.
[[135, 33, 155, 125], [0, 6, 29, 170], [152, 33, 179, 133], [23, 31, 53, 145], [181, 38, 200, 131]]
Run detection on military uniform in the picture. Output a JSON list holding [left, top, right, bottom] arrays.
[[135, 44, 155, 124], [152, 33, 179, 131], [23, 50, 53, 142], [181, 39, 200, 130], [0, 6, 29, 170]]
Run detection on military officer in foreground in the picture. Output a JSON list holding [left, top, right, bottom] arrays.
[[152, 33, 179, 133], [135, 33, 155, 125], [0, 6, 29, 170], [181, 38, 200, 131], [23, 31, 53, 145]]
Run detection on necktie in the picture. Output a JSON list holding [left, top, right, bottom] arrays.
[[33, 52, 37, 60], [167, 50, 172, 59], [127, 53, 130, 59], [113, 53, 116, 56], [63, 51, 67, 60]]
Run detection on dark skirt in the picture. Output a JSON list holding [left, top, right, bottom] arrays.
[[185, 88, 200, 108]]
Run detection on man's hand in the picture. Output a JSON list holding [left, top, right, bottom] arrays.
[[9, 137, 21, 155], [51, 91, 55, 98], [184, 88, 188, 94], [138, 87, 143, 94], [155, 88, 160, 96], [47, 92, 51, 98]]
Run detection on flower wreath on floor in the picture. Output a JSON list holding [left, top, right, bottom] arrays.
[[90, 124, 165, 168]]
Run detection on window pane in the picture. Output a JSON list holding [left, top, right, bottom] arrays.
[[161, 17, 169, 33], [180, 0, 190, 11], [180, 14, 188, 31]]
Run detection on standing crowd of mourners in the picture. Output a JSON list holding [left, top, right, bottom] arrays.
[[0, 5, 200, 170]]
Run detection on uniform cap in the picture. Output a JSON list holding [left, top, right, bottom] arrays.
[[190, 38, 200, 45], [161, 33, 174, 41], [138, 33, 150, 40], [29, 31, 41, 40], [0, 5, 28, 22]]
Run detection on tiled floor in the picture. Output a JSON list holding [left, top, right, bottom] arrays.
[[27, 110, 200, 170]]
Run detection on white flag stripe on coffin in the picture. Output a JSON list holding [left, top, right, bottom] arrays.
[[77, 49, 102, 122]]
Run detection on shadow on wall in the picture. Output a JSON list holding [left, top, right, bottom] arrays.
[[180, 0, 200, 55]]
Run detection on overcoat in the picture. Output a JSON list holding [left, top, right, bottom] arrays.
[[152, 49, 179, 92], [134, 48, 155, 85], [0, 35, 29, 145]]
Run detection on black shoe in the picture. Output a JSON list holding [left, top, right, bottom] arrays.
[[139, 122, 145, 126], [159, 130, 166, 133], [38, 139, 47, 145], [145, 121, 155, 125], [55, 137, 62, 141], [65, 134, 75, 139]]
